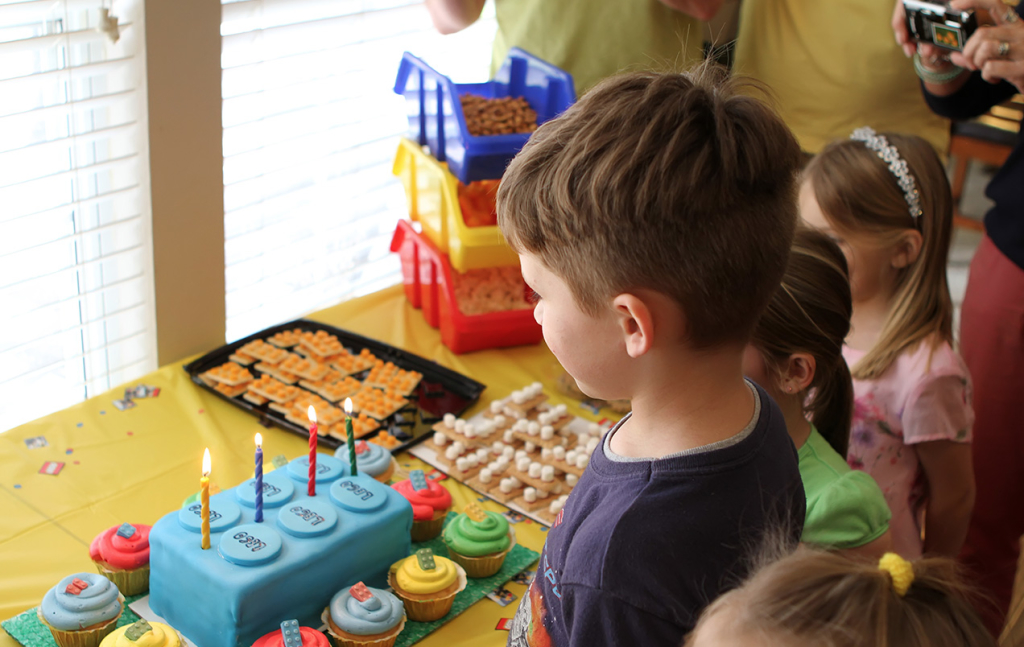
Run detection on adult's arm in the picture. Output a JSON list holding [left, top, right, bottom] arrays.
[[656, 0, 724, 21], [423, 0, 486, 35], [917, 440, 975, 556]]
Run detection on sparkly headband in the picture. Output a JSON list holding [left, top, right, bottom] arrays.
[[850, 127, 923, 221], [878, 552, 915, 596]]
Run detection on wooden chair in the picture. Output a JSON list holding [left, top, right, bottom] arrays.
[[948, 95, 1022, 231]]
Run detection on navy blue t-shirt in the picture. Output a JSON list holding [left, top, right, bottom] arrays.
[[507, 382, 805, 647]]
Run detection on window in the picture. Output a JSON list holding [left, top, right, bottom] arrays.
[[221, 0, 496, 342], [0, 0, 155, 431]]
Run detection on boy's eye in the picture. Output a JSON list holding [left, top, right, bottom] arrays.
[[525, 287, 540, 304]]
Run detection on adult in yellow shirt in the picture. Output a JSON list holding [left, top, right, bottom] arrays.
[[733, 0, 950, 154], [426, 0, 721, 96]]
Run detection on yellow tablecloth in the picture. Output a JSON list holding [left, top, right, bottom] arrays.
[[0, 284, 590, 647]]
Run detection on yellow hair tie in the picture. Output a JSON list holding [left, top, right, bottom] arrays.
[[878, 552, 914, 596]]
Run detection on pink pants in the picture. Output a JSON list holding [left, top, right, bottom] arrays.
[[959, 234, 1024, 636]]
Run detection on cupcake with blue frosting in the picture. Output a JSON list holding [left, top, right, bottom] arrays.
[[322, 582, 405, 647], [38, 573, 124, 647], [334, 440, 397, 483]]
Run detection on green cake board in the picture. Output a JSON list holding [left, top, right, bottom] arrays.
[[2, 515, 539, 647], [2, 594, 144, 647]]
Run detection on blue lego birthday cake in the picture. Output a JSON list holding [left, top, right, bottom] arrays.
[[148, 454, 412, 647]]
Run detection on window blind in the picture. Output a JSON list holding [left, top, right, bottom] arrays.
[[221, 0, 496, 342], [0, 0, 155, 432]]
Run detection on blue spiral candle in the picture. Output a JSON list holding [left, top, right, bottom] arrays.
[[255, 433, 264, 523]]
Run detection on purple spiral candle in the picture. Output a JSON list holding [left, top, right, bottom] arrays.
[[255, 434, 264, 523]]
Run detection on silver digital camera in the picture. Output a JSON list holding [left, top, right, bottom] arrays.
[[903, 0, 978, 51]]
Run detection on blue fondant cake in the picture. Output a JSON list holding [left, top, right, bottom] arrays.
[[149, 455, 412, 647]]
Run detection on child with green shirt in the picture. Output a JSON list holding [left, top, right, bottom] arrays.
[[742, 228, 892, 555]]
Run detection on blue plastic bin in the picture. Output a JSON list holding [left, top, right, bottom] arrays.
[[394, 47, 575, 183]]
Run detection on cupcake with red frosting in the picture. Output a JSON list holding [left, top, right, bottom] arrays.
[[391, 470, 452, 541], [252, 620, 330, 647], [88, 523, 151, 595]]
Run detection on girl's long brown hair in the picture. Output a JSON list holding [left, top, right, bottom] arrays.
[[804, 133, 954, 380], [752, 228, 854, 456], [690, 546, 996, 647]]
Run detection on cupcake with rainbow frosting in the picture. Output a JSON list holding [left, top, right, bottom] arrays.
[[387, 548, 466, 622], [335, 441, 397, 483], [89, 523, 151, 595], [390, 470, 452, 541], [442, 503, 514, 577], [99, 619, 182, 647], [253, 620, 330, 647], [322, 582, 405, 647], [38, 573, 124, 647]]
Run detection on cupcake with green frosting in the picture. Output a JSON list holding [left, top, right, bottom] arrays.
[[442, 503, 514, 577]]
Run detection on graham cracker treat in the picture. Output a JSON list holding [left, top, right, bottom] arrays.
[[513, 486, 554, 512], [431, 414, 501, 449], [304, 375, 362, 403], [267, 328, 304, 348], [506, 459, 560, 496], [459, 93, 538, 137], [255, 361, 299, 385], [510, 417, 577, 450], [327, 413, 381, 441], [242, 392, 268, 406], [203, 362, 253, 386], [229, 352, 257, 366], [329, 348, 377, 376], [298, 330, 346, 359], [276, 353, 329, 382], [364, 361, 423, 396], [536, 404, 573, 432], [238, 339, 290, 365], [368, 431, 401, 450], [487, 476, 525, 504], [214, 382, 248, 398], [285, 394, 343, 428], [534, 494, 570, 525], [247, 375, 302, 404], [349, 386, 408, 421]]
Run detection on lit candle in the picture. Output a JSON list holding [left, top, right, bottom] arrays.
[[307, 405, 317, 496], [254, 433, 263, 523], [344, 398, 357, 477], [201, 448, 211, 550]]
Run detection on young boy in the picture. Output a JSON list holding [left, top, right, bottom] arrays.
[[498, 65, 807, 647]]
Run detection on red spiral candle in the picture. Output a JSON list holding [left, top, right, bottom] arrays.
[[307, 405, 317, 496]]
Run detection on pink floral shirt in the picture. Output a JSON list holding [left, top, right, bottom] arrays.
[[844, 337, 973, 558]]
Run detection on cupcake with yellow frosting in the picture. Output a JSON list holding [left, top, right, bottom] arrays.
[[387, 548, 466, 622], [99, 620, 182, 647], [442, 503, 514, 577]]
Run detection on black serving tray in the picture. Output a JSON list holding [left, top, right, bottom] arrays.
[[183, 319, 486, 453]]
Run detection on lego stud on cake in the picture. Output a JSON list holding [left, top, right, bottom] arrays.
[[416, 548, 436, 571], [279, 620, 303, 647], [409, 469, 428, 492]]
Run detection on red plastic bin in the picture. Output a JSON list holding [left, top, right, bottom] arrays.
[[390, 219, 543, 354]]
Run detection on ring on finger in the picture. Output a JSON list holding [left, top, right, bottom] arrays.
[[997, 40, 1011, 57]]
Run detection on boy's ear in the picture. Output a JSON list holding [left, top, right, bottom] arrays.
[[782, 353, 816, 394], [891, 229, 923, 269], [611, 293, 654, 359]]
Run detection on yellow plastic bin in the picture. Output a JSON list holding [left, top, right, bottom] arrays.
[[392, 137, 519, 272]]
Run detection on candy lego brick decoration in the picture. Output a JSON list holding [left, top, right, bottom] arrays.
[[464, 502, 487, 522], [409, 470, 429, 492], [64, 579, 89, 595], [116, 523, 137, 539], [203, 362, 254, 386], [271, 454, 289, 469], [349, 582, 374, 603], [124, 620, 153, 642], [355, 441, 369, 455], [416, 548, 436, 571], [279, 620, 302, 647]]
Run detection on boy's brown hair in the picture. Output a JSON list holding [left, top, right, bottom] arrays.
[[496, 63, 803, 348]]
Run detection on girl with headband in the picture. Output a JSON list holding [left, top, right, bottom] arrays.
[[801, 129, 974, 561], [684, 546, 996, 647]]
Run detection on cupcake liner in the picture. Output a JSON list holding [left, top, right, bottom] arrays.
[[321, 608, 405, 647], [93, 562, 150, 596], [372, 459, 397, 484], [445, 528, 516, 578], [387, 562, 467, 622], [409, 508, 449, 542], [38, 597, 124, 647]]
